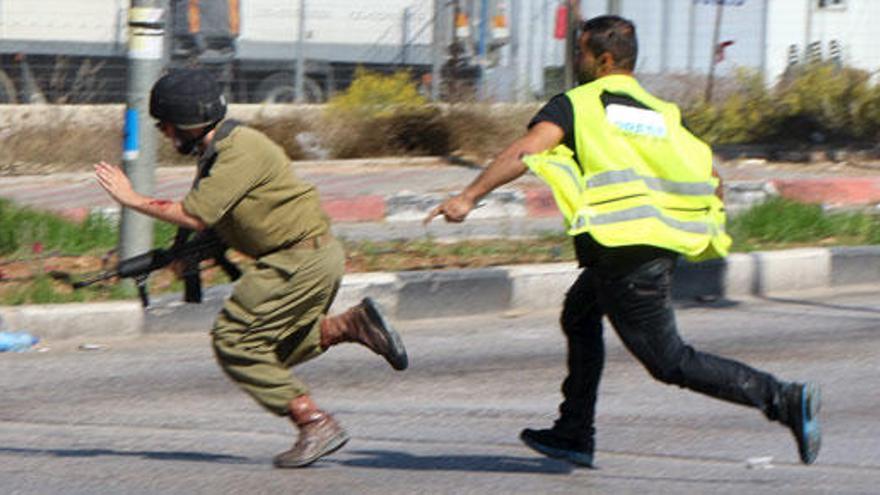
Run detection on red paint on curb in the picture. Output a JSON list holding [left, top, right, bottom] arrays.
[[773, 178, 880, 206], [321, 196, 386, 222], [525, 189, 561, 217]]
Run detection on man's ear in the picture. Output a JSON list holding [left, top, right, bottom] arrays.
[[597, 52, 615, 72]]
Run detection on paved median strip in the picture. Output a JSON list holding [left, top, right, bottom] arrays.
[[5, 162, 877, 226], [3, 246, 880, 340]]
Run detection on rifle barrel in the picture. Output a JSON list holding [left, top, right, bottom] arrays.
[[71, 270, 118, 289]]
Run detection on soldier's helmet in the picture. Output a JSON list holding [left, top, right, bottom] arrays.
[[149, 68, 227, 129]]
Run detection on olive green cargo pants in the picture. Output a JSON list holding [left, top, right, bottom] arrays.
[[211, 239, 345, 416]]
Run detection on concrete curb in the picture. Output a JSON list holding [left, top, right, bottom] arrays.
[[0, 301, 144, 340], [3, 245, 880, 341]]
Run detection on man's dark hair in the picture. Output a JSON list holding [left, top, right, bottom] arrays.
[[581, 15, 638, 71]]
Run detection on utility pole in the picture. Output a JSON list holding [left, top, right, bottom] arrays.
[[705, 0, 724, 102], [563, 0, 580, 89], [497, 0, 515, 102], [687, 0, 696, 72], [401, 7, 412, 66], [660, 0, 671, 73], [477, 0, 489, 100], [120, 0, 165, 261], [607, 0, 621, 15], [431, 0, 444, 101], [449, 0, 464, 100], [524, 0, 535, 100], [759, 0, 769, 82], [295, 0, 306, 102], [539, 0, 549, 98]]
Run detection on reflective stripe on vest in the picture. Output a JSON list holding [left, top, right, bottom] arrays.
[[587, 169, 716, 196], [549, 159, 583, 190], [578, 204, 725, 235]]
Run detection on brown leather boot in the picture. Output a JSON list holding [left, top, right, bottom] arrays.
[[273, 395, 349, 468], [321, 297, 408, 370]]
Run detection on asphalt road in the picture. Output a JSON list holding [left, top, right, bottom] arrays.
[[1, 289, 879, 494]]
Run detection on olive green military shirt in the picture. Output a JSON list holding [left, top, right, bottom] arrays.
[[182, 125, 330, 258]]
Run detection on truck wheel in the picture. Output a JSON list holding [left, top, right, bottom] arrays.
[[255, 73, 324, 103], [0, 69, 18, 103]]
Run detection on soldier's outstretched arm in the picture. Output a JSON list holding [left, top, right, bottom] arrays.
[[424, 122, 564, 224], [94, 161, 207, 231]]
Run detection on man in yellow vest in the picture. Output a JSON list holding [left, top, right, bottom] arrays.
[[424, 15, 821, 467]]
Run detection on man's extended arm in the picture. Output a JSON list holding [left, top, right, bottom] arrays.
[[424, 121, 565, 224], [94, 161, 206, 231]]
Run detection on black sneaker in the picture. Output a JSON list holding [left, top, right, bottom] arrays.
[[785, 382, 822, 465], [520, 427, 595, 467]]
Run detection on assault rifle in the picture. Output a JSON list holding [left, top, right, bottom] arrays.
[[72, 230, 241, 307]]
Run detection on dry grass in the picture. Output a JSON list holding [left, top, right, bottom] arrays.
[[321, 108, 453, 158], [319, 104, 537, 161], [247, 114, 311, 160], [444, 105, 538, 161], [0, 119, 121, 174], [0, 104, 538, 174]]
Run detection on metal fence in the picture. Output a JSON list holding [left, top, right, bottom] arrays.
[[0, 0, 875, 105]]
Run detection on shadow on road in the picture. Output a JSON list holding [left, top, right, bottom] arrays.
[[334, 449, 574, 474], [0, 446, 251, 464]]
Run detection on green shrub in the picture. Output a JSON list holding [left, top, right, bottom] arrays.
[[772, 63, 872, 142], [322, 68, 441, 158], [683, 69, 775, 144], [683, 63, 880, 145], [849, 81, 880, 141], [326, 68, 427, 119]]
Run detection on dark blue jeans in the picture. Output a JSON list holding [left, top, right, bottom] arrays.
[[555, 238, 786, 437]]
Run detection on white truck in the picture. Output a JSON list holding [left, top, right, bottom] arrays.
[[0, 0, 435, 103]]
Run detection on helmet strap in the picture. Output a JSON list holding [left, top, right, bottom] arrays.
[[173, 119, 222, 156]]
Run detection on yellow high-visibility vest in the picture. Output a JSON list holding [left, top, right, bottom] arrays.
[[523, 75, 730, 261]]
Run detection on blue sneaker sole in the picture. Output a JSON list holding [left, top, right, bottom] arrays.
[[798, 382, 822, 464], [520, 432, 594, 468]]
